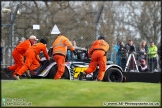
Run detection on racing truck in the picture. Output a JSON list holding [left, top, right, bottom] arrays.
[[29, 46, 124, 82]]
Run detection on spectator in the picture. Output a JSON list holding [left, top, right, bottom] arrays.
[[148, 41, 158, 72], [79, 35, 109, 81], [137, 40, 148, 65], [118, 42, 128, 71], [110, 41, 120, 65], [125, 39, 136, 71], [72, 40, 77, 47], [13, 38, 50, 80], [138, 59, 148, 72], [158, 45, 161, 71], [125, 39, 136, 55]]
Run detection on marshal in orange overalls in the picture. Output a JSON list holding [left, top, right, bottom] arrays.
[[85, 36, 109, 81], [15, 42, 50, 76], [52, 34, 75, 79], [8, 38, 36, 76]]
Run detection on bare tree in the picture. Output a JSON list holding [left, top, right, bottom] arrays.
[[118, 1, 161, 46], [1, 1, 161, 50]]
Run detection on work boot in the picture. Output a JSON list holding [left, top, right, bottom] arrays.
[[13, 74, 20, 80], [79, 72, 86, 80], [95, 79, 102, 82], [25, 70, 31, 78]]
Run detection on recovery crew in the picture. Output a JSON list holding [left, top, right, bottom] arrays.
[[4, 35, 38, 77], [13, 38, 50, 80], [52, 33, 76, 79], [79, 35, 109, 81]]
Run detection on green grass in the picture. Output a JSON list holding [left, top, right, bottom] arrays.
[[1, 79, 161, 107]]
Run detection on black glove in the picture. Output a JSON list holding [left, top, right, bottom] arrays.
[[104, 51, 107, 56], [73, 50, 77, 55]]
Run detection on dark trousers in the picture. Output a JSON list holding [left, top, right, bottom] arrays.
[[148, 57, 158, 71], [121, 58, 127, 71], [129, 57, 134, 70]]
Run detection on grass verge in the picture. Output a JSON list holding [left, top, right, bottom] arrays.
[[1, 79, 161, 107]]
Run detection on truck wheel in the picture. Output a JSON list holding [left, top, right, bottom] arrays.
[[48, 65, 70, 80], [103, 68, 123, 82]]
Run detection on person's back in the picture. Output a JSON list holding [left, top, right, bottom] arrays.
[[118, 46, 128, 59], [53, 34, 75, 56], [110, 42, 120, 65], [52, 33, 75, 80], [27, 42, 49, 62], [15, 39, 32, 55], [79, 36, 109, 81], [32, 43, 48, 55], [88, 39, 109, 54]]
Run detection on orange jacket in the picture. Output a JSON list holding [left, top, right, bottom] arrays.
[[30, 43, 50, 61], [88, 39, 109, 56], [14, 39, 32, 55], [52, 35, 75, 56]]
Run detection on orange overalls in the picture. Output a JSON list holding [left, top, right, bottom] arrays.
[[85, 39, 109, 81], [8, 39, 32, 75], [52, 35, 75, 79], [16, 43, 50, 76]]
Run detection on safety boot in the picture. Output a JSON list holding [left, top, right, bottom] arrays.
[[13, 74, 20, 80], [95, 78, 102, 82], [25, 70, 31, 78], [79, 72, 86, 80]]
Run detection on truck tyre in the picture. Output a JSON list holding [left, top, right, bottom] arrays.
[[103, 68, 123, 82], [48, 65, 70, 80]]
